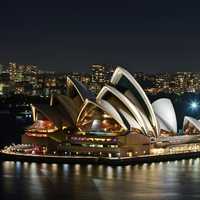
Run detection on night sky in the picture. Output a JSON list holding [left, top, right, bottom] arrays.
[[1, 0, 200, 72]]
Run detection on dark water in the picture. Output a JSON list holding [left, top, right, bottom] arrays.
[[0, 113, 27, 148], [1, 159, 200, 200]]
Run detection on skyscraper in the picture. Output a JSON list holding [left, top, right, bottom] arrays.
[[89, 64, 115, 94], [9, 62, 17, 81]]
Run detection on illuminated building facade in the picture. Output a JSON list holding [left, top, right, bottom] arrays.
[[22, 67, 198, 157], [0, 64, 11, 95], [4, 61, 200, 96], [89, 64, 115, 94]]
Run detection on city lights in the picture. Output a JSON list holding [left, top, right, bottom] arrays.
[[2, 65, 200, 165]]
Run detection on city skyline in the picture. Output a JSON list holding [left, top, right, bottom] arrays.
[[2, 62, 200, 96], [3, 61, 200, 74], [1, 1, 200, 72]]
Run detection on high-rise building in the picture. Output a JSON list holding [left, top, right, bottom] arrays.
[[80, 73, 91, 89], [68, 72, 81, 82], [0, 64, 12, 95], [9, 62, 17, 81], [0, 64, 3, 74], [89, 64, 115, 93]]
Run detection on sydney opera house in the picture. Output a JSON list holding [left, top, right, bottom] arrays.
[[21, 67, 200, 157]]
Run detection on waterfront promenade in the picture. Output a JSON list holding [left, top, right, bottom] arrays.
[[2, 148, 200, 166]]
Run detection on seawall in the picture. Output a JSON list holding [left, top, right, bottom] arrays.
[[1, 151, 200, 166]]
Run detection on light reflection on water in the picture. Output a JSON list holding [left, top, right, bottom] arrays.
[[1, 159, 200, 200]]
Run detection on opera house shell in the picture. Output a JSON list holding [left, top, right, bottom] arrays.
[[22, 67, 184, 156], [183, 116, 200, 135], [152, 98, 177, 135]]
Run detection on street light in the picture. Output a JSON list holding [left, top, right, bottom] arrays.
[[190, 101, 199, 110]]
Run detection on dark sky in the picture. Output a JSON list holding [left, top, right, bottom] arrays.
[[1, 0, 200, 72]]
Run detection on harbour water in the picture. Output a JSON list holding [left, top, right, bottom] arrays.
[[1, 159, 200, 200], [1, 108, 200, 199]]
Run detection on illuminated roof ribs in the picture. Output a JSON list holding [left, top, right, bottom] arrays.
[[110, 67, 159, 137], [97, 85, 155, 136], [31, 104, 63, 128], [76, 99, 128, 134], [183, 116, 200, 134], [67, 77, 95, 109]]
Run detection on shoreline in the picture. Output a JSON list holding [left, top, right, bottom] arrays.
[[1, 151, 200, 166]]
